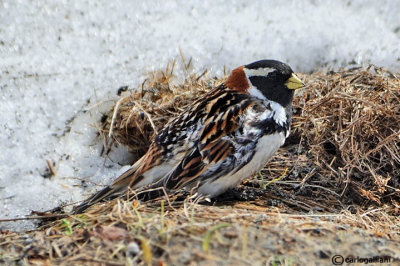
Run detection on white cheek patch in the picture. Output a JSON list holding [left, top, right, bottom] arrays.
[[244, 67, 276, 77]]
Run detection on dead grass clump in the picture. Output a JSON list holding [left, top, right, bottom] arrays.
[[102, 61, 213, 159], [292, 66, 400, 207]]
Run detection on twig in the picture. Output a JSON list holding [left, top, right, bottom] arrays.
[[108, 96, 126, 138], [46, 159, 56, 176]]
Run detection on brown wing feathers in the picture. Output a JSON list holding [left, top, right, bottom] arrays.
[[73, 86, 254, 213], [162, 90, 254, 191]]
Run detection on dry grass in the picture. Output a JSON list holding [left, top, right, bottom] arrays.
[[294, 66, 400, 207], [1, 61, 400, 265], [101, 60, 211, 159]]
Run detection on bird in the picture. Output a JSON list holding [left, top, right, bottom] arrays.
[[73, 59, 304, 214]]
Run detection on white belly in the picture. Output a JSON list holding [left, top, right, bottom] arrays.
[[198, 133, 285, 197]]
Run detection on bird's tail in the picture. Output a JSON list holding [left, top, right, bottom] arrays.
[[72, 179, 168, 214], [72, 155, 149, 214], [72, 185, 125, 214]]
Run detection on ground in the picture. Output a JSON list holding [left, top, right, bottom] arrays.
[[1, 187, 399, 265]]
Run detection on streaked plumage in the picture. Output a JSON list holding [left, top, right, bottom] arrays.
[[73, 59, 304, 214]]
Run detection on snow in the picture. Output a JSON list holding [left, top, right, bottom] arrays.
[[0, 0, 399, 231]]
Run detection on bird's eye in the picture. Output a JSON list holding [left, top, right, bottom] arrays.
[[268, 71, 277, 79]]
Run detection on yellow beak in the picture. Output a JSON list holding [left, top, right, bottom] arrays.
[[285, 73, 305, 90]]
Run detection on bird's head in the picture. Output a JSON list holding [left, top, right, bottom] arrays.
[[225, 59, 305, 107]]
